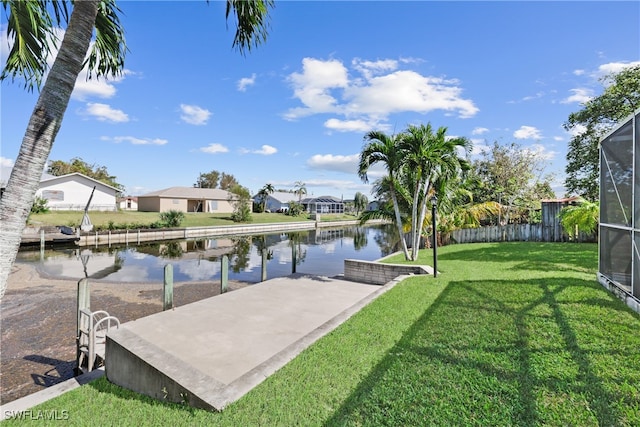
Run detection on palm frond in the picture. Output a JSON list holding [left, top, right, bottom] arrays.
[[86, 0, 127, 79], [559, 200, 599, 236], [225, 0, 274, 55], [1, 0, 62, 90]]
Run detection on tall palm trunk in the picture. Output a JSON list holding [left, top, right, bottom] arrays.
[[413, 178, 432, 261], [389, 186, 410, 259], [410, 179, 424, 260], [0, 1, 99, 299]]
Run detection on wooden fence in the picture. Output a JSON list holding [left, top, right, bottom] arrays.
[[446, 224, 596, 245]]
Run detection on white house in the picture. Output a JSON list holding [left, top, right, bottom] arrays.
[[37, 173, 118, 211], [118, 196, 138, 211]]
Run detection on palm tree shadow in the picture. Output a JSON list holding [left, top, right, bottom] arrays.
[[324, 277, 627, 426]]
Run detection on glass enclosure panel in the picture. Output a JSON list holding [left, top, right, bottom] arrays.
[[636, 112, 640, 226], [634, 232, 640, 298], [600, 121, 633, 226], [599, 226, 632, 290]]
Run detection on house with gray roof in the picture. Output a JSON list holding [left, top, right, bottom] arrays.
[[257, 191, 300, 213], [137, 187, 238, 213]]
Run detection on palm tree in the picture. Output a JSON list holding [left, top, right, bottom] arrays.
[[559, 199, 599, 240], [257, 182, 274, 212], [294, 181, 307, 202], [358, 130, 411, 259], [0, 0, 274, 298], [353, 191, 368, 216], [400, 124, 471, 260]]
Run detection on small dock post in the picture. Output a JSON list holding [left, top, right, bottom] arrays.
[[261, 250, 268, 282], [221, 255, 229, 293], [163, 264, 174, 310], [292, 244, 297, 274], [76, 278, 91, 374]]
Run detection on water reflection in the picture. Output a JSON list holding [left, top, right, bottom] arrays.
[[16, 225, 397, 284]]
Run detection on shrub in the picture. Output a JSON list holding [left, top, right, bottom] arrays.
[[159, 210, 185, 228], [30, 196, 49, 214], [231, 202, 252, 222], [287, 201, 304, 216], [229, 184, 253, 223]]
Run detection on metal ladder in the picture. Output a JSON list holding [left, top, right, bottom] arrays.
[[77, 308, 120, 373]]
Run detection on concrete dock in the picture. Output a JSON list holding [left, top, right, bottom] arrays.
[[106, 273, 401, 411]]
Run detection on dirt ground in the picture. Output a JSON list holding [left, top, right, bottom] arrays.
[[0, 262, 248, 404]]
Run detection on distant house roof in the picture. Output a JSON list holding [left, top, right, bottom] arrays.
[[267, 191, 299, 203], [541, 196, 583, 203], [39, 172, 120, 192], [1, 167, 84, 186], [139, 186, 236, 200], [302, 196, 343, 204]]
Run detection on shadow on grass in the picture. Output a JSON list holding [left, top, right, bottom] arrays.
[[324, 276, 634, 426]]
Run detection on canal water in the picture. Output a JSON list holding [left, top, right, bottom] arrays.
[[15, 224, 398, 284]]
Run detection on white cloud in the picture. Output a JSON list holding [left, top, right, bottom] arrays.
[[525, 144, 556, 161], [345, 70, 479, 118], [0, 157, 14, 184], [256, 145, 277, 155], [324, 118, 386, 133], [0, 157, 14, 168], [595, 61, 640, 79], [471, 127, 489, 135], [284, 57, 478, 128], [73, 77, 119, 100], [469, 139, 489, 156], [237, 73, 257, 92], [567, 124, 587, 137], [307, 154, 360, 174], [200, 143, 229, 154], [513, 125, 542, 140], [290, 178, 371, 192], [1, 26, 130, 101], [553, 136, 564, 142], [561, 88, 593, 104], [241, 145, 278, 155], [180, 104, 211, 125], [105, 136, 168, 145], [285, 58, 349, 119], [352, 58, 398, 79], [84, 103, 129, 122], [573, 69, 586, 76]]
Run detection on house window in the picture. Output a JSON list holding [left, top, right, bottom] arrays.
[[42, 190, 64, 201]]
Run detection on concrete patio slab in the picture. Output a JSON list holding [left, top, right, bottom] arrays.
[[106, 273, 401, 411]]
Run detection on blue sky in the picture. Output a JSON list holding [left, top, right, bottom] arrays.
[[2, 1, 639, 200]]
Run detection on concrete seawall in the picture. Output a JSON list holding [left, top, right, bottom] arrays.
[[53, 219, 385, 247], [343, 259, 433, 285]]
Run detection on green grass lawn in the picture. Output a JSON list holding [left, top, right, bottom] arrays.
[[5, 242, 640, 426]]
